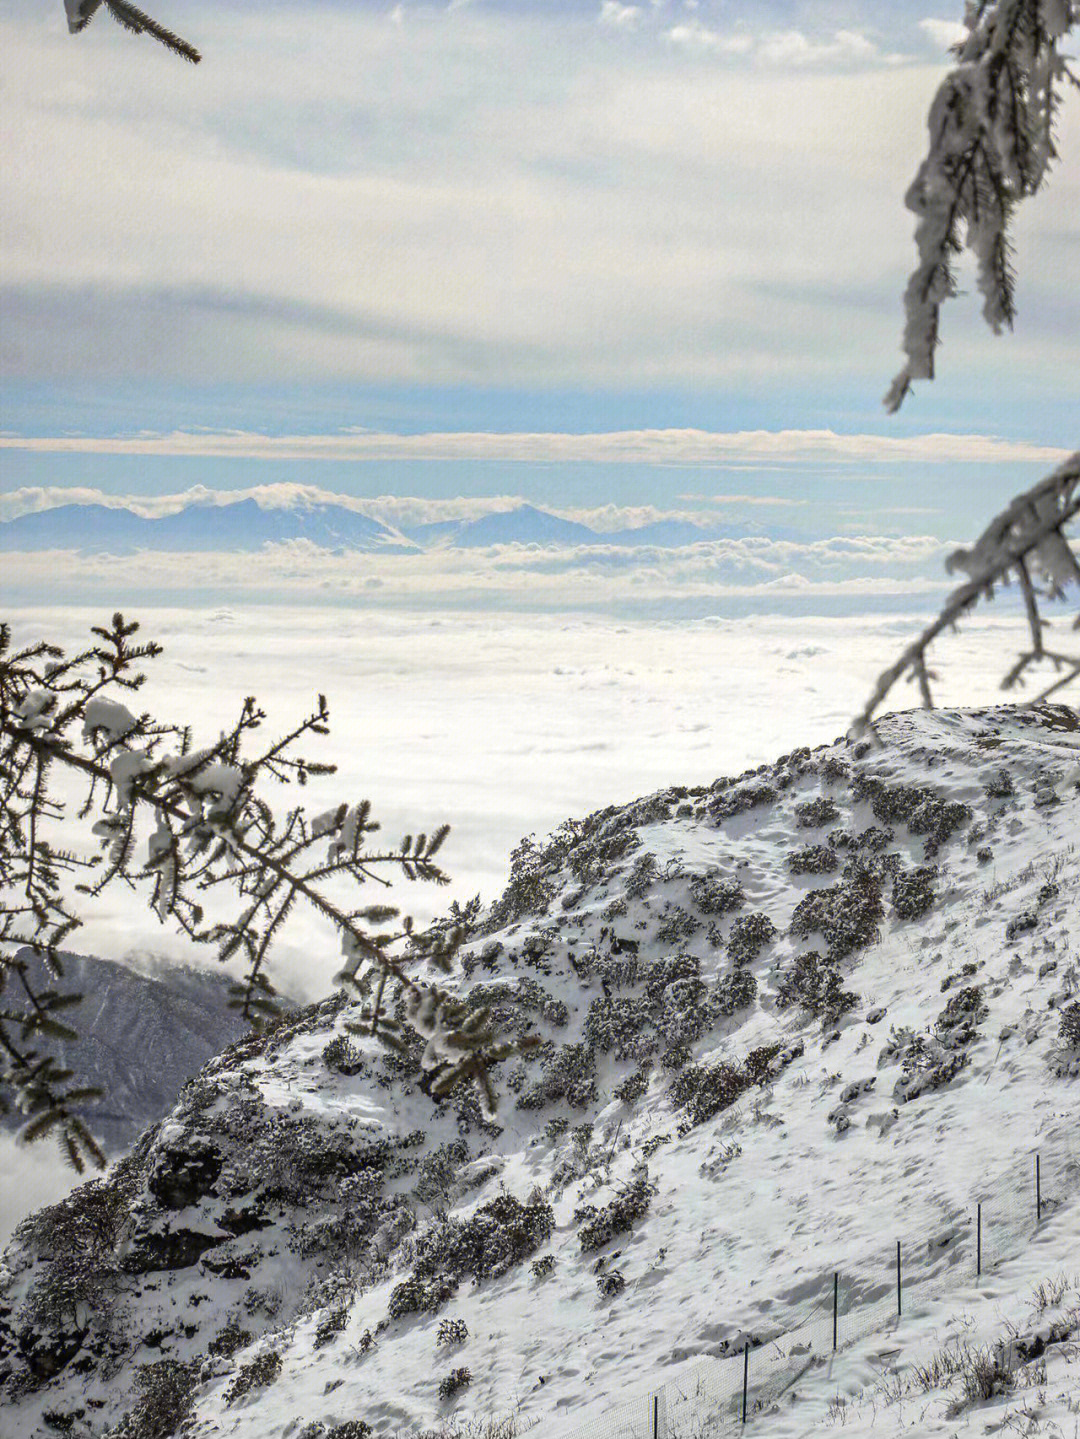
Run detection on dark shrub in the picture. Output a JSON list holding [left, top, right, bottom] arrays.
[[892, 866, 938, 921], [788, 845, 838, 876], [775, 953, 857, 1023], [688, 873, 745, 915], [322, 1034, 365, 1076], [224, 1348, 282, 1405], [109, 1360, 198, 1439], [436, 1318, 469, 1347], [597, 1269, 626, 1298], [1059, 1003, 1080, 1048], [727, 912, 777, 965], [584, 994, 654, 1060], [795, 797, 840, 828], [578, 1175, 657, 1252], [1006, 909, 1038, 941], [789, 872, 883, 959], [438, 1367, 472, 1400], [714, 968, 757, 1016], [613, 1069, 649, 1104], [391, 1191, 554, 1317]]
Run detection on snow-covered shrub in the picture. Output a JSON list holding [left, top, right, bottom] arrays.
[[709, 783, 777, 821], [688, 872, 745, 915], [775, 953, 857, 1024], [1059, 1003, 1080, 1048], [324, 1423, 373, 1439], [314, 1305, 349, 1350], [849, 775, 970, 855], [625, 853, 660, 899], [596, 1269, 626, 1298], [892, 865, 938, 921], [584, 994, 654, 1060], [677, 1043, 798, 1135], [713, 968, 757, 1016], [531, 1255, 556, 1280], [726, 912, 777, 965], [940, 961, 979, 993], [438, 1367, 472, 1400], [789, 872, 884, 960], [643, 952, 700, 1000], [391, 1192, 554, 1317], [578, 1174, 657, 1252], [108, 1359, 198, 1439], [517, 1042, 597, 1110], [224, 1347, 282, 1405], [436, 1318, 469, 1347], [984, 768, 1015, 798], [414, 1140, 471, 1208], [659, 1043, 692, 1069], [795, 797, 840, 828], [486, 836, 556, 927], [322, 1034, 365, 1077], [657, 976, 712, 1047], [208, 1323, 253, 1358], [613, 1068, 649, 1104], [935, 986, 988, 1047], [788, 844, 838, 876], [1006, 908, 1039, 941], [655, 904, 700, 944]]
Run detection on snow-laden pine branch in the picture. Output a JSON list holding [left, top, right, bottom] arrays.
[[886, 0, 1078, 411], [855, 451, 1079, 733], [64, 0, 201, 63]]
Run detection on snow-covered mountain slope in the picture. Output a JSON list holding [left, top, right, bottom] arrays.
[[0, 953, 262, 1154], [1, 704, 1078, 1439], [0, 500, 418, 555]]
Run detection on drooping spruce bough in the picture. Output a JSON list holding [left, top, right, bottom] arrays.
[[0, 614, 537, 1171], [862, 0, 1079, 728]]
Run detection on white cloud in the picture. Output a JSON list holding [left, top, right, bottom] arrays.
[[665, 22, 752, 54], [0, 529, 955, 614], [599, 2, 642, 30], [3, 9, 1073, 391], [757, 29, 883, 67], [919, 18, 968, 50], [0, 428, 1068, 472]]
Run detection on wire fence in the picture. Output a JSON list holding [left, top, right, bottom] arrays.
[[552, 1117, 1080, 1439]]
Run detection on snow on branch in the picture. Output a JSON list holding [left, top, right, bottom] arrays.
[[886, 0, 1078, 411], [855, 451, 1080, 733], [0, 615, 531, 1169]]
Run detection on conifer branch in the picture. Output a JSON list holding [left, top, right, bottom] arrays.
[[855, 452, 1079, 733], [2, 613, 533, 1167]]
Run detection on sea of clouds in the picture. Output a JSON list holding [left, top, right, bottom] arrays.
[[0, 598, 1061, 1239]]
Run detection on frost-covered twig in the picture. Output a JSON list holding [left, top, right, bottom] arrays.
[[854, 452, 1079, 733], [1, 614, 531, 1169], [886, 0, 1078, 411], [64, 0, 201, 64]]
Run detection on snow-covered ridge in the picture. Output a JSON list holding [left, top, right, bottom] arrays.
[[0, 704, 1077, 1438], [0, 497, 808, 555]]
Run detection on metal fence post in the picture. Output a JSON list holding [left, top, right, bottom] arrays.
[[1036, 1153, 1041, 1223], [896, 1241, 902, 1318], [976, 1202, 982, 1276], [741, 1341, 750, 1424], [833, 1272, 839, 1351]]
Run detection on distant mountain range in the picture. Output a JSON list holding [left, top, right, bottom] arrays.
[[0, 499, 807, 554], [1, 950, 274, 1154]]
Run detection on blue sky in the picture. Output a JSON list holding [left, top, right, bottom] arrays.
[[1, 0, 1076, 542]]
